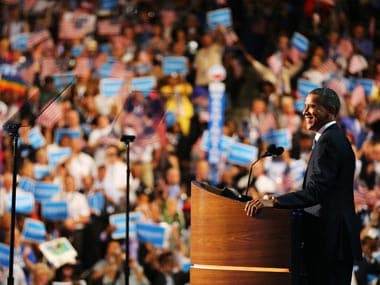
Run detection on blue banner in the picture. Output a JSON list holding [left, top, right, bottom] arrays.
[[71, 45, 83, 58], [100, 78, 124, 97], [7, 191, 35, 214], [41, 201, 68, 220], [349, 78, 374, 97], [136, 222, 167, 248], [99, 0, 118, 10], [295, 98, 305, 113], [52, 73, 76, 91], [207, 8, 232, 29], [88, 192, 104, 215], [18, 177, 36, 193], [227, 142, 258, 166], [28, 127, 46, 149], [131, 76, 157, 96], [291, 32, 309, 53], [54, 128, 81, 144], [110, 213, 126, 239], [34, 182, 61, 202], [34, 165, 52, 181], [201, 131, 235, 153], [0, 243, 10, 268], [22, 218, 46, 243], [262, 129, 292, 149], [11, 33, 29, 52], [47, 147, 72, 167], [208, 82, 226, 184], [162, 57, 188, 75], [297, 79, 321, 98]]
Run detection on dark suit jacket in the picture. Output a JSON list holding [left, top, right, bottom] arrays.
[[274, 123, 362, 262]]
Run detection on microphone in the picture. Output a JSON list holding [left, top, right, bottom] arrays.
[[244, 144, 284, 196]]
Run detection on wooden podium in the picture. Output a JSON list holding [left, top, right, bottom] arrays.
[[190, 181, 292, 285]]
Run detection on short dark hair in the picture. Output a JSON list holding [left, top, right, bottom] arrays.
[[310, 87, 340, 117]]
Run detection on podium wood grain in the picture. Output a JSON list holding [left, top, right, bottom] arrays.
[[190, 181, 291, 284]]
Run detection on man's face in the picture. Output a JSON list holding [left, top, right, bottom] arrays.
[[303, 93, 332, 132]]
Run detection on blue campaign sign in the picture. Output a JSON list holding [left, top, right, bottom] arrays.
[[98, 63, 113, 78], [109, 212, 143, 239], [291, 32, 309, 53], [11, 33, 29, 52], [28, 127, 46, 149], [41, 201, 68, 220], [110, 213, 126, 239], [18, 177, 36, 193], [0, 243, 10, 268], [100, 78, 124, 97], [34, 165, 52, 180], [100, 0, 118, 10], [227, 142, 258, 166], [207, 8, 232, 29], [22, 218, 47, 243], [71, 45, 83, 58], [47, 147, 72, 167], [263, 129, 292, 149], [201, 131, 235, 153], [54, 128, 81, 144], [131, 76, 157, 96], [162, 56, 188, 75], [136, 222, 167, 248], [52, 73, 76, 91], [295, 98, 305, 113], [7, 191, 35, 214], [297, 79, 321, 97], [34, 182, 61, 202], [350, 78, 375, 96], [88, 192, 104, 215]]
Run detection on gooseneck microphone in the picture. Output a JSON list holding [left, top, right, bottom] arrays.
[[244, 144, 284, 196]]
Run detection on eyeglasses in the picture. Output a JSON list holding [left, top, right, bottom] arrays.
[[106, 152, 117, 156]]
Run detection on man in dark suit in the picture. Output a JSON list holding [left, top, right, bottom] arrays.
[[245, 87, 362, 285]]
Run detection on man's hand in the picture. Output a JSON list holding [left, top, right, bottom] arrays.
[[245, 198, 274, 217]]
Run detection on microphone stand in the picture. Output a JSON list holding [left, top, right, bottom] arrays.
[[120, 134, 135, 285], [244, 156, 264, 197], [3, 121, 20, 285], [2, 81, 73, 285]]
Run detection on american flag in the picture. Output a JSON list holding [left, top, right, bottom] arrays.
[[35, 101, 63, 128], [73, 57, 91, 78], [27, 30, 50, 49], [327, 78, 347, 97], [59, 12, 96, 40], [317, 58, 338, 74], [348, 54, 368, 74], [336, 39, 353, 59], [351, 85, 365, 107], [97, 19, 121, 36], [40, 57, 59, 79]]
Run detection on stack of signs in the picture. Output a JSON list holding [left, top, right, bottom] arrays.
[[39, 237, 77, 268]]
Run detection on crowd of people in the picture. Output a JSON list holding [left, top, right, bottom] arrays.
[[0, 0, 380, 284]]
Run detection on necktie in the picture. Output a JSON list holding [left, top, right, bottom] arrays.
[[312, 139, 317, 150]]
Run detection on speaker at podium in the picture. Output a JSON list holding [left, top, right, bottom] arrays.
[[190, 181, 292, 285]]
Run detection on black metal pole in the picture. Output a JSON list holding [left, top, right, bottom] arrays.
[[4, 121, 21, 285], [120, 134, 135, 285]]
